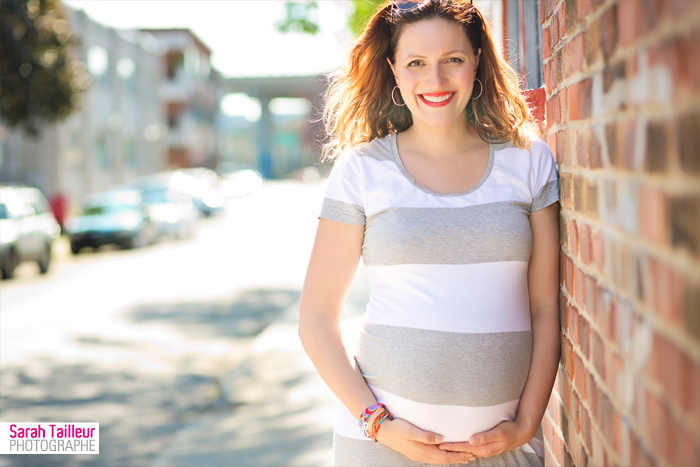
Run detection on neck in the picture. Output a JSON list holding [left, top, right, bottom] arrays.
[[403, 113, 482, 158]]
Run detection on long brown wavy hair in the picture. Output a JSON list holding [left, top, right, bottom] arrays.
[[322, 0, 537, 161]]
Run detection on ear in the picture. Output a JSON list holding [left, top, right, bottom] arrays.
[[386, 57, 398, 84]]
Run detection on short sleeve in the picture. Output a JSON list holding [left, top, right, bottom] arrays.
[[530, 139, 560, 212], [319, 152, 366, 225]]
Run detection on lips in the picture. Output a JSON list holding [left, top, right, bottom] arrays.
[[419, 92, 455, 107]]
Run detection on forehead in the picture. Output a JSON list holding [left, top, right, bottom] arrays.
[[395, 18, 474, 57]]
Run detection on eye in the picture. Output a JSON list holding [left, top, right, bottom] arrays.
[[446, 57, 463, 63], [407, 60, 423, 67]]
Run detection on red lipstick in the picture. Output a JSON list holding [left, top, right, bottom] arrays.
[[419, 91, 456, 107]]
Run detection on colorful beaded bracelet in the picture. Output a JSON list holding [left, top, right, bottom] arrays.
[[358, 403, 393, 442]]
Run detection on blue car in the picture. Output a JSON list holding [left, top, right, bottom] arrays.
[[66, 190, 157, 254]]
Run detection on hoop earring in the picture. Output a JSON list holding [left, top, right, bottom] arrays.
[[392, 86, 406, 107], [472, 78, 483, 99]]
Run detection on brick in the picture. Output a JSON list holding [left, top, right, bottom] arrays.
[[570, 304, 581, 346], [576, 127, 590, 167], [543, 25, 552, 60], [600, 5, 618, 63], [573, 351, 587, 401], [630, 431, 655, 467], [574, 265, 585, 306], [591, 228, 605, 275], [620, 120, 636, 170], [650, 257, 683, 324], [573, 175, 585, 214], [675, 29, 700, 94], [681, 350, 700, 429], [646, 390, 674, 461], [570, 218, 579, 257], [544, 0, 556, 22], [612, 240, 630, 293], [579, 222, 591, 264], [685, 282, 700, 341], [558, 1, 568, 41], [577, 0, 591, 20], [646, 120, 668, 173], [555, 48, 564, 85], [670, 195, 700, 258], [591, 330, 605, 379], [580, 404, 592, 452], [638, 186, 669, 246], [565, 0, 578, 34], [590, 424, 607, 466], [603, 60, 625, 94], [586, 179, 598, 219], [677, 428, 700, 467], [584, 274, 596, 321], [579, 311, 591, 359], [560, 290, 569, 333], [584, 15, 602, 67], [569, 82, 580, 122], [589, 127, 603, 168], [563, 334, 575, 381], [678, 111, 700, 175], [565, 254, 575, 297], [634, 251, 651, 306], [618, 0, 644, 47], [605, 122, 619, 168], [595, 286, 614, 338]]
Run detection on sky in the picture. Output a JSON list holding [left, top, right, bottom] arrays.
[[63, 1, 354, 78]]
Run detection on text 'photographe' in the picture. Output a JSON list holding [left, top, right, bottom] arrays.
[[0, 422, 99, 454]]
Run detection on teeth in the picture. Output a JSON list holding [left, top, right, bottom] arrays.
[[422, 93, 453, 103]]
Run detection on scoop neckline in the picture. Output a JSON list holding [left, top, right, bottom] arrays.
[[390, 132, 496, 197]]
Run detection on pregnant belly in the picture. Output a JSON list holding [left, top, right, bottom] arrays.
[[354, 324, 532, 441]]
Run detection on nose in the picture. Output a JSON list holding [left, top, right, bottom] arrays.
[[425, 64, 447, 89]]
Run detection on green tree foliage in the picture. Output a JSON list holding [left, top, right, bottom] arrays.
[[275, 1, 320, 35], [0, 0, 87, 135], [276, 1, 382, 37], [346, 0, 382, 36]]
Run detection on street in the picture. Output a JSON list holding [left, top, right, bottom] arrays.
[[0, 180, 367, 467]]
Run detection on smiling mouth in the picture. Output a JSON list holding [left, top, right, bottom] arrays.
[[419, 92, 455, 106]]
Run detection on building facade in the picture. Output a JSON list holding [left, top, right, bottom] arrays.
[[141, 29, 219, 170], [0, 5, 167, 209]]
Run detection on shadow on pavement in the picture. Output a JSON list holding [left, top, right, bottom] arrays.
[[0, 287, 303, 467]]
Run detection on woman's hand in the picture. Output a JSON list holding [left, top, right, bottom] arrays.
[[376, 418, 477, 464], [437, 420, 530, 459]]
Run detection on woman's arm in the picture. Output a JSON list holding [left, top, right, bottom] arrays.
[[439, 202, 561, 457], [299, 218, 476, 464]]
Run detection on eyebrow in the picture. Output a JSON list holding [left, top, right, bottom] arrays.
[[401, 49, 469, 59]]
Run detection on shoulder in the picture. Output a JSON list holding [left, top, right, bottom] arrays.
[[526, 135, 554, 159], [347, 134, 394, 163]]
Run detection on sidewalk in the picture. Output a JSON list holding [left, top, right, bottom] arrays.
[[149, 275, 368, 467]]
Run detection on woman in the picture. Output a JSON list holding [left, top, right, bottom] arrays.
[[299, 1, 560, 465]]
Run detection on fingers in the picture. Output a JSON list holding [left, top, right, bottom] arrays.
[[400, 421, 444, 445], [470, 428, 501, 446], [438, 441, 476, 452]]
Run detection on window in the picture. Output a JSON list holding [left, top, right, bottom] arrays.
[[503, 0, 543, 89]]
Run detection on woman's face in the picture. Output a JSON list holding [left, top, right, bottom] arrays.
[[389, 17, 481, 129]]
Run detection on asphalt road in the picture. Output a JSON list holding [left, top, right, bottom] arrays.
[[0, 180, 330, 467]]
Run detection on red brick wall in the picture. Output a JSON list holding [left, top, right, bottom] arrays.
[[539, 0, 700, 465]]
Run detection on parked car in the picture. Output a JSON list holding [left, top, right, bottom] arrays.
[[138, 186, 198, 239], [0, 185, 61, 279], [66, 189, 157, 254], [171, 169, 225, 217], [220, 169, 263, 197]]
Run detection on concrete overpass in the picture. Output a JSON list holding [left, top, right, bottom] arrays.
[[218, 74, 328, 176]]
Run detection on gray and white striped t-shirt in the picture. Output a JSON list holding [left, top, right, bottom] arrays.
[[320, 132, 559, 465]]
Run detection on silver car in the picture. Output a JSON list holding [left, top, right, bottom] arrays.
[[0, 185, 61, 279]]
